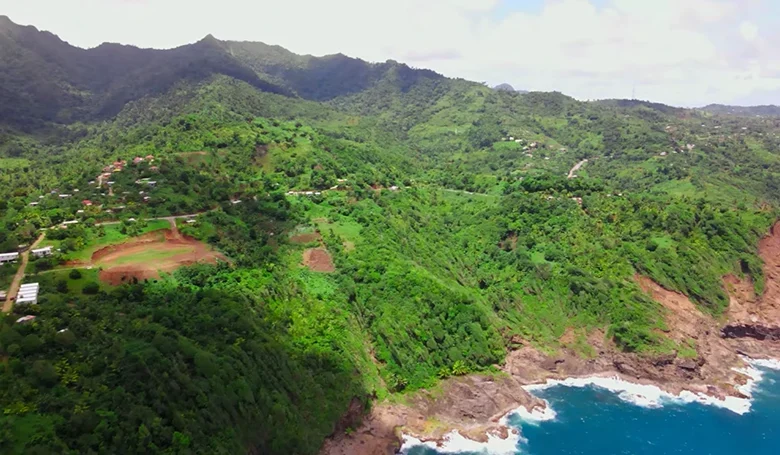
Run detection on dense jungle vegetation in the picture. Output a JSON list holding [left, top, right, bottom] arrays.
[[1, 15, 780, 454]]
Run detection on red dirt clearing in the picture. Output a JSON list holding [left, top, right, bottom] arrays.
[[303, 248, 335, 273], [94, 227, 227, 285], [290, 232, 322, 244]]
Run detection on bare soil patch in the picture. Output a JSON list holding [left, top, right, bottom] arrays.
[[303, 248, 335, 273], [290, 232, 322, 244], [636, 275, 705, 342], [92, 227, 226, 285], [725, 222, 780, 326]]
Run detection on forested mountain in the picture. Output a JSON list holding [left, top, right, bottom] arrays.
[[1, 16, 780, 454], [701, 103, 780, 117]]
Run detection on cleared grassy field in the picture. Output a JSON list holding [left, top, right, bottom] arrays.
[[106, 246, 194, 267], [37, 268, 110, 294], [44, 220, 171, 263]]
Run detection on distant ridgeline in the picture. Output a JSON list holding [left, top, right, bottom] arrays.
[[1, 14, 780, 455]]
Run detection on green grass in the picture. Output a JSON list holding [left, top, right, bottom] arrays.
[[315, 219, 362, 242], [36, 268, 111, 294], [677, 338, 699, 359], [55, 220, 171, 263], [654, 179, 700, 197], [103, 246, 193, 267]]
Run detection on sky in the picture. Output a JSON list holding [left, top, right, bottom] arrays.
[[2, 0, 779, 107]]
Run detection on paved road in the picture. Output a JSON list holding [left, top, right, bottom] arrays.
[[3, 233, 45, 313]]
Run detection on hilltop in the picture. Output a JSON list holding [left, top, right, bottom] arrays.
[[0, 16, 780, 455]]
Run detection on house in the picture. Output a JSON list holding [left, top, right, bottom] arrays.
[[59, 194, 71, 198], [186, 219, 197, 224], [16, 282, 40, 305], [82, 200, 93, 206], [31, 246, 53, 258], [515, 139, 522, 143], [145, 154, 154, 161], [103, 166, 114, 172], [29, 202, 39, 206], [133, 157, 145, 164], [660, 152, 667, 156], [0, 291, 6, 301], [231, 199, 242, 204], [61, 220, 79, 226], [107, 181, 115, 186], [149, 166, 159, 172], [77, 210, 85, 214], [143, 196, 151, 201], [16, 315, 36, 324], [0, 252, 20, 264], [509, 136, 515, 141], [146, 181, 157, 187]]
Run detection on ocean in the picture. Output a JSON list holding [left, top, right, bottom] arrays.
[[402, 363, 780, 455]]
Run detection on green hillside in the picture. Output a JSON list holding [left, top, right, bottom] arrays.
[[0, 16, 779, 454]]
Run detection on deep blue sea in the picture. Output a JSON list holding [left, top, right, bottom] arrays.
[[404, 367, 780, 455]]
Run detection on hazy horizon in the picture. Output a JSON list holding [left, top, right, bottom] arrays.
[[2, 0, 779, 108]]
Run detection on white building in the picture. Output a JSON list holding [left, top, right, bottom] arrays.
[[16, 315, 36, 324], [16, 283, 40, 305], [31, 246, 53, 258], [0, 252, 20, 264]]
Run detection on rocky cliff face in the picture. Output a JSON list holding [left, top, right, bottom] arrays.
[[320, 222, 780, 455], [722, 324, 780, 341]]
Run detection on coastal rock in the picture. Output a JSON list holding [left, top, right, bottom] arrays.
[[321, 223, 780, 455], [721, 324, 780, 341], [319, 375, 543, 455]]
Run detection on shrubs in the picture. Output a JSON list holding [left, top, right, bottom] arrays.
[[82, 282, 100, 295], [68, 269, 82, 280]]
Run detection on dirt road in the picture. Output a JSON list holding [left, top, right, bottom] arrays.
[[96, 212, 206, 226], [3, 233, 45, 313], [567, 159, 588, 179]]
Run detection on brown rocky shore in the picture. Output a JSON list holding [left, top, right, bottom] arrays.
[[319, 222, 780, 455]]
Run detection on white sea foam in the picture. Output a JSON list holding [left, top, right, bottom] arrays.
[[401, 358, 780, 453], [508, 403, 557, 424], [747, 357, 780, 370], [524, 374, 755, 414], [399, 429, 521, 455]]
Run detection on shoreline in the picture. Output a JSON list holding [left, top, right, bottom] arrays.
[[397, 355, 780, 454], [320, 223, 780, 455]]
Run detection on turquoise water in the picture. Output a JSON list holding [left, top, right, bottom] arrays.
[[406, 367, 780, 455]]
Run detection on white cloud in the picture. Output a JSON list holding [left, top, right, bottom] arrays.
[[1, 0, 779, 106], [739, 21, 759, 42]]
